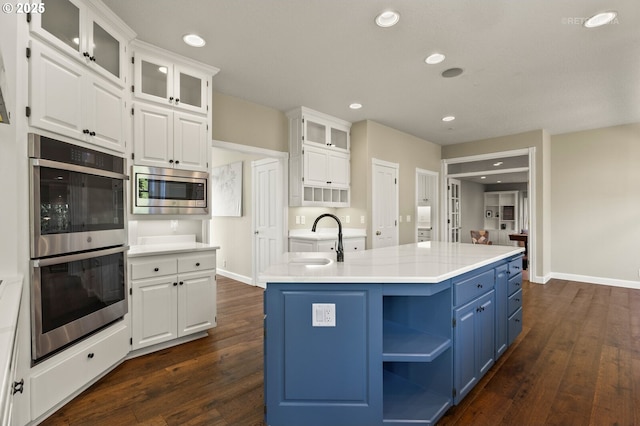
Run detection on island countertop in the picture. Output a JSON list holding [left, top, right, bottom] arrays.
[[259, 241, 524, 284]]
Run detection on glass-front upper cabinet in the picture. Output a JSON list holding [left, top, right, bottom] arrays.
[[301, 110, 351, 152], [30, 0, 132, 86], [132, 42, 215, 115]]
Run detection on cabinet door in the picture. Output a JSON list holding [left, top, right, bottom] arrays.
[[303, 145, 329, 186], [477, 291, 495, 377], [289, 239, 315, 252], [174, 65, 209, 114], [454, 300, 478, 403], [329, 126, 349, 151], [327, 151, 350, 188], [29, 41, 85, 141], [85, 75, 125, 152], [343, 237, 365, 252], [85, 12, 127, 85], [495, 265, 508, 359], [303, 116, 327, 147], [173, 112, 209, 171], [133, 52, 174, 106], [177, 271, 217, 337], [131, 275, 178, 350], [30, 0, 84, 60], [133, 103, 174, 168], [317, 240, 337, 253]]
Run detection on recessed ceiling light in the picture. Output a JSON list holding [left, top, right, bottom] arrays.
[[480, 176, 486, 180], [442, 116, 455, 122], [349, 103, 363, 110], [497, 180, 502, 183], [375, 10, 400, 27], [183, 33, 206, 47], [442, 68, 464, 78], [73, 37, 80, 45], [584, 11, 617, 28], [425, 53, 446, 65], [158, 66, 168, 74], [493, 161, 503, 166]]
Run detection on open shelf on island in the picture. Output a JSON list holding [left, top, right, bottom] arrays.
[[383, 320, 451, 362], [383, 368, 451, 424]]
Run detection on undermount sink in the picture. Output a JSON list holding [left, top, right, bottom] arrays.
[[289, 257, 333, 266]]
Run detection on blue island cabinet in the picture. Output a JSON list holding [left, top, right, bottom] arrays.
[[264, 253, 523, 425], [264, 281, 453, 426]]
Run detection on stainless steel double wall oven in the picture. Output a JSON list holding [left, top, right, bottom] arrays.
[[29, 133, 129, 362]]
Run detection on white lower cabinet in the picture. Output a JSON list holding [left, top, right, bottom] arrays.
[[30, 321, 129, 421], [129, 251, 217, 351], [289, 236, 365, 253]]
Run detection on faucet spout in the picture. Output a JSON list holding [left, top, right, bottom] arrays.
[[311, 213, 344, 262]]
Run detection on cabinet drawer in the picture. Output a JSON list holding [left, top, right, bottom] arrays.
[[508, 257, 523, 276], [130, 257, 177, 280], [508, 289, 523, 316], [343, 237, 365, 252], [30, 322, 128, 420], [454, 269, 495, 307], [508, 273, 522, 296], [508, 307, 523, 345], [178, 252, 216, 273]]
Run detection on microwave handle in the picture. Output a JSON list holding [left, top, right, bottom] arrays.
[[30, 158, 129, 181], [32, 246, 129, 268]]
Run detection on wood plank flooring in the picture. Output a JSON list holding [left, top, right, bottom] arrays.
[[41, 276, 640, 425]]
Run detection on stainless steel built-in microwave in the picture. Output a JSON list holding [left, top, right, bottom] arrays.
[[132, 166, 209, 215]]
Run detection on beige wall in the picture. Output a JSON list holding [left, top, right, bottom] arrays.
[[442, 130, 550, 281], [551, 123, 640, 283], [210, 148, 262, 279], [460, 181, 485, 244], [212, 91, 288, 152], [356, 120, 442, 247]]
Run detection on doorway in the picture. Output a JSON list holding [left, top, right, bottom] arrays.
[[209, 140, 288, 287], [442, 148, 535, 279], [415, 168, 438, 243], [371, 158, 399, 249]]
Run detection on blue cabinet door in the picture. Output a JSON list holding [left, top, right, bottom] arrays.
[[454, 290, 495, 404], [494, 264, 508, 359], [265, 283, 383, 426]]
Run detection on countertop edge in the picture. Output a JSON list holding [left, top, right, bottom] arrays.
[[128, 243, 220, 258]]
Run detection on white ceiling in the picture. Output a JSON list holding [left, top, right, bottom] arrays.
[[105, 0, 640, 146]]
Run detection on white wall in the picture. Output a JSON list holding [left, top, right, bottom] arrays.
[[460, 181, 485, 244], [551, 123, 640, 286]]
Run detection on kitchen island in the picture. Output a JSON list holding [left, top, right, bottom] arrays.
[[260, 242, 524, 426]]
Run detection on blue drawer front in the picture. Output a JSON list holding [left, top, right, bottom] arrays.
[[508, 257, 523, 276], [508, 288, 522, 316], [508, 273, 522, 296], [454, 269, 495, 307], [508, 307, 523, 345]]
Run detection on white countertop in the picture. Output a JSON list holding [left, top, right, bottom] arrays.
[[259, 241, 524, 284], [289, 228, 367, 241], [128, 235, 219, 257], [128, 242, 220, 257], [0, 275, 23, 417]]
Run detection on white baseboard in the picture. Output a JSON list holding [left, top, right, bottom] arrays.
[[216, 268, 254, 286], [550, 272, 640, 290]]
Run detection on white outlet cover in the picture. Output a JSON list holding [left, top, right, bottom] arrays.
[[312, 303, 336, 327]]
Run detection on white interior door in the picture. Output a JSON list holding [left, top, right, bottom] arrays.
[[252, 158, 283, 287], [372, 159, 399, 249], [448, 178, 461, 243]]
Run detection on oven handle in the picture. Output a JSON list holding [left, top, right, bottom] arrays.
[[32, 246, 129, 267], [30, 158, 130, 181]]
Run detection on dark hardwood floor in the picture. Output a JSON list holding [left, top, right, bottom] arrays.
[[42, 276, 640, 425]]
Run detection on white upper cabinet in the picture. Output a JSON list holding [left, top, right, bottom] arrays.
[[132, 41, 216, 115], [29, 0, 134, 87], [291, 107, 350, 152], [29, 40, 126, 152], [133, 103, 209, 171], [287, 107, 352, 207]]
